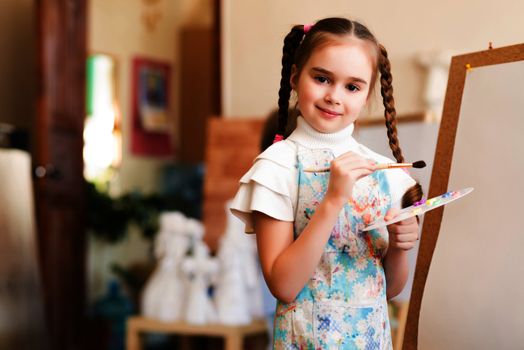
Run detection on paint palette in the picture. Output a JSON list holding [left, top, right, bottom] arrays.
[[362, 187, 474, 231]]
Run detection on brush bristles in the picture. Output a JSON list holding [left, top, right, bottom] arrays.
[[412, 160, 426, 169]]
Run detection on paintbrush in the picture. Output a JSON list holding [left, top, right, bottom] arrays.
[[303, 160, 426, 173]]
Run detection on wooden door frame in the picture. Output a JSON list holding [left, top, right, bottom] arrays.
[[35, 0, 87, 348]]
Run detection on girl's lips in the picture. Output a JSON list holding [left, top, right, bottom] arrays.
[[316, 106, 341, 118]]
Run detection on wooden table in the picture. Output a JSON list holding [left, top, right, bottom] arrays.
[[126, 316, 268, 350]]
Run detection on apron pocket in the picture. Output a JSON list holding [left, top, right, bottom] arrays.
[[313, 300, 387, 350], [274, 302, 313, 349], [273, 303, 295, 348]]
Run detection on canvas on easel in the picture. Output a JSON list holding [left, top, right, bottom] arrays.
[[403, 43, 524, 349]]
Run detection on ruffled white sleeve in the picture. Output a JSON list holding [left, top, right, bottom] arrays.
[[230, 141, 297, 233]]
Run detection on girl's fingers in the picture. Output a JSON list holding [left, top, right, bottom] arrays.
[[391, 242, 416, 250], [336, 151, 375, 163], [335, 150, 360, 160], [332, 153, 376, 169], [396, 217, 418, 225], [388, 222, 418, 235], [331, 159, 375, 173], [354, 169, 372, 180], [387, 216, 418, 232], [384, 208, 400, 221], [393, 233, 419, 243], [331, 160, 375, 179], [388, 216, 420, 245]]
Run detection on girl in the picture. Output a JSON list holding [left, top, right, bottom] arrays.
[[231, 17, 422, 349]]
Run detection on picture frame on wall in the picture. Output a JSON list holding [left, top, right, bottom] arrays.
[[131, 57, 174, 157]]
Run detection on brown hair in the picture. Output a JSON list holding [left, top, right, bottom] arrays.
[[260, 108, 297, 152], [277, 17, 422, 207]]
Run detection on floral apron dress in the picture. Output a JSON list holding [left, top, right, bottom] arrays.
[[273, 146, 393, 350]]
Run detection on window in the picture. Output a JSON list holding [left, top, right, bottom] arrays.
[[84, 54, 121, 183]]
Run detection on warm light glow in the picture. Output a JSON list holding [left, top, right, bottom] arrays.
[[84, 54, 121, 182]]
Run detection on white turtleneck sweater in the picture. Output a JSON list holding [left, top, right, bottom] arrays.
[[230, 117, 415, 233]]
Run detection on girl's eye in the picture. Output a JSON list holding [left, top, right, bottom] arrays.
[[346, 84, 360, 92], [314, 76, 330, 84]]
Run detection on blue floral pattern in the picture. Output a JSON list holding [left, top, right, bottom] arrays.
[[273, 146, 393, 350]]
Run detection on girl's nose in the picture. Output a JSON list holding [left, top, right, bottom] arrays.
[[324, 87, 342, 105]]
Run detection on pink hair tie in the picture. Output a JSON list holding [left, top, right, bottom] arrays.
[[273, 134, 284, 144], [303, 24, 313, 33]]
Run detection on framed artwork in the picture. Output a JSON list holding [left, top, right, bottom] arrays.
[[131, 57, 174, 157]]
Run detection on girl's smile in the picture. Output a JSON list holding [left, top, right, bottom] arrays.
[[315, 105, 342, 119]]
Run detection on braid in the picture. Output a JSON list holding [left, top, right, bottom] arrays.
[[378, 44, 403, 163], [378, 44, 423, 207], [402, 183, 423, 209], [277, 26, 305, 136]]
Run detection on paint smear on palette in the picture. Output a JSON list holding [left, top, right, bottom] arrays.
[[362, 187, 474, 231]]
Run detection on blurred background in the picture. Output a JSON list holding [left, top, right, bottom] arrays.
[[1, 0, 523, 349]]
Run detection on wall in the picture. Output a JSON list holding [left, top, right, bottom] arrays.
[[221, 0, 524, 118], [89, 0, 213, 195]]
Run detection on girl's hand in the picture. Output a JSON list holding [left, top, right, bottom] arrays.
[[325, 151, 376, 207], [385, 208, 419, 251]]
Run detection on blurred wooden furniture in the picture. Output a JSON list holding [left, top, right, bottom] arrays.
[[202, 117, 265, 251], [388, 301, 409, 349], [179, 28, 221, 163], [126, 316, 267, 350]]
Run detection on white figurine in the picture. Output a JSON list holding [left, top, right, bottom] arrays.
[[181, 241, 219, 324], [184, 217, 205, 248], [214, 201, 265, 325], [417, 49, 456, 121], [141, 212, 191, 322]]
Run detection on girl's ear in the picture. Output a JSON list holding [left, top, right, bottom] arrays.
[[290, 64, 298, 90]]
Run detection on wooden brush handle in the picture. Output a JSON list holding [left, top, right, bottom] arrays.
[[375, 162, 413, 170]]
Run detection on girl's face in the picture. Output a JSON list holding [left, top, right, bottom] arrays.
[[291, 39, 374, 134]]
